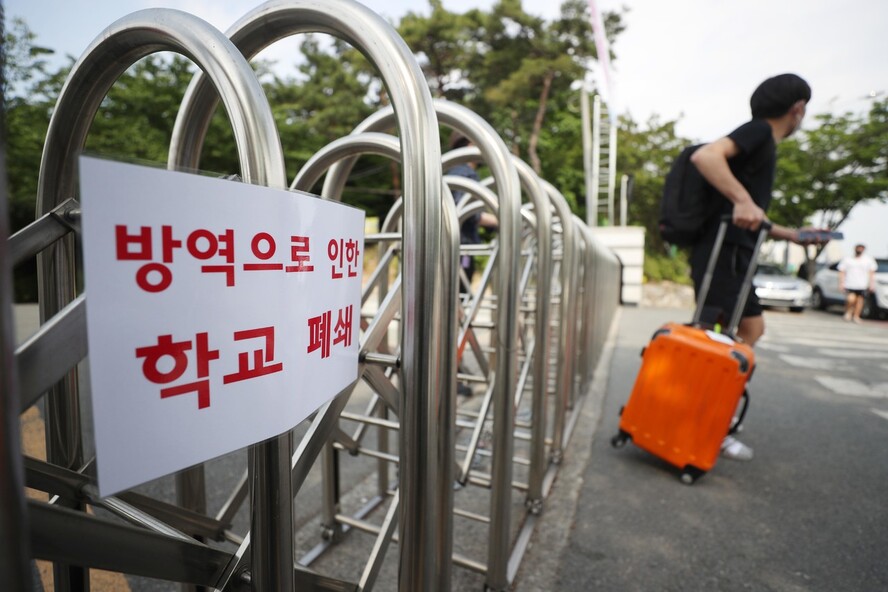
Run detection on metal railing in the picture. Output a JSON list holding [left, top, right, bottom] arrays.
[[2, 1, 623, 590]]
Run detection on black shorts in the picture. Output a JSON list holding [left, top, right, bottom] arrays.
[[846, 288, 867, 297], [690, 242, 762, 326]]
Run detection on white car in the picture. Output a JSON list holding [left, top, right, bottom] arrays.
[[811, 258, 888, 320], [753, 263, 812, 312]]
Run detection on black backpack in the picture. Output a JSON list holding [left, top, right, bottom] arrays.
[[658, 144, 717, 246]]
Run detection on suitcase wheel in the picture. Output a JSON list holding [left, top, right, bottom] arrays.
[[680, 465, 705, 485], [610, 431, 631, 449]]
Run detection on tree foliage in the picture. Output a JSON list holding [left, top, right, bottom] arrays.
[[4, 18, 67, 235], [771, 99, 888, 229], [399, 0, 624, 181]]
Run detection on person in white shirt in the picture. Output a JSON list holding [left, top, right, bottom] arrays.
[[838, 244, 877, 323]]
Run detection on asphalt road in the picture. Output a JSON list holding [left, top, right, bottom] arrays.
[[551, 306, 888, 592]]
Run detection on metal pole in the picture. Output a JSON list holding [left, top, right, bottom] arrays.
[[570, 232, 586, 409], [574, 218, 597, 391], [538, 180, 578, 463], [512, 162, 552, 516], [176, 469, 207, 592], [607, 122, 618, 226], [0, 101, 34, 591], [591, 95, 602, 227], [581, 89, 595, 228], [320, 442, 342, 543], [249, 432, 294, 590], [620, 174, 629, 227]]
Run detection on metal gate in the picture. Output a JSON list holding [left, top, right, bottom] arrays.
[[2, 1, 622, 590]]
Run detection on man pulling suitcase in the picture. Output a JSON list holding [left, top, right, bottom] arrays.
[[685, 73, 830, 460], [613, 74, 831, 482]]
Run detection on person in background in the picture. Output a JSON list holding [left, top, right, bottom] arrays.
[[446, 132, 498, 290], [838, 243, 877, 323], [446, 132, 498, 397], [689, 73, 827, 460]]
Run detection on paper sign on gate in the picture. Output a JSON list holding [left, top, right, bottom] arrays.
[[79, 157, 365, 496]]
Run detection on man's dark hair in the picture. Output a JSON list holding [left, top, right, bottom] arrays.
[[750, 74, 811, 119], [449, 131, 471, 150]]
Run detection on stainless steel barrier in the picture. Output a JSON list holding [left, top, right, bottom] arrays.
[[443, 148, 560, 587], [4, 1, 624, 590], [169, 2, 450, 587], [539, 179, 581, 460], [318, 101, 521, 590], [443, 148, 554, 512]]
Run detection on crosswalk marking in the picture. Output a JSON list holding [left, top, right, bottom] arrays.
[[817, 349, 888, 359], [758, 311, 888, 403], [815, 377, 888, 399], [756, 342, 791, 353], [779, 338, 888, 350], [871, 409, 888, 422], [779, 355, 852, 371]]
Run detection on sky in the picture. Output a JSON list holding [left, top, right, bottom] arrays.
[[6, 0, 887, 257]]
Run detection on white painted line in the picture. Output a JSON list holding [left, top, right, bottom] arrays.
[[756, 342, 791, 353], [780, 336, 888, 348], [781, 338, 888, 350], [815, 377, 888, 399], [817, 349, 888, 359], [871, 409, 888, 422], [779, 355, 853, 371]]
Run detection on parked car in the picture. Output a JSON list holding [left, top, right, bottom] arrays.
[[811, 258, 888, 320], [753, 263, 812, 312]]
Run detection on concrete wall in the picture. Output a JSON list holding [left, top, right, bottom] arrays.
[[592, 226, 646, 305]]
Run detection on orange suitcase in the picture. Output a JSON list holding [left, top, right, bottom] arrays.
[[612, 323, 753, 483], [611, 218, 769, 484]]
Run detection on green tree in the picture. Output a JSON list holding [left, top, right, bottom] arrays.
[[85, 54, 194, 163], [259, 36, 393, 216], [770, 99, 888, 264], [4, 18, 71, 301], [398, 0, 485, 102], [772, 99, 888, 228], [477, 0, 625, 175], [393, 0, 629, 230], [614, 114, 692, 282], [3, 17, 67, 234], [616, 115, 686, 249]]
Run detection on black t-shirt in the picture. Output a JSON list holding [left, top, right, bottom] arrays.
[[704, 119, 776, 249]]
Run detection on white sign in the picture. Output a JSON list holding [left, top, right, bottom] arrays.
[[79, 157, 364, 496]]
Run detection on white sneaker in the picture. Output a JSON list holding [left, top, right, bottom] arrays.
[[721, 435, 754, 461]]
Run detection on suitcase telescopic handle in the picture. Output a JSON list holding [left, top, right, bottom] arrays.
[[692, 215, 773, 335]]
